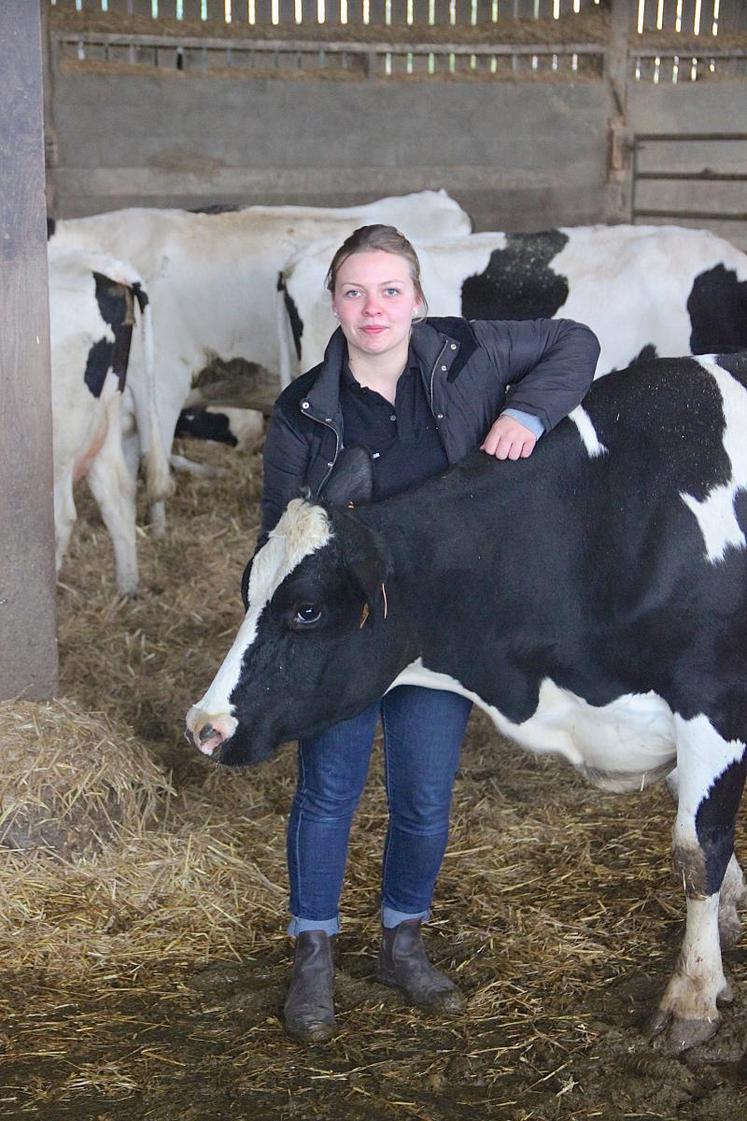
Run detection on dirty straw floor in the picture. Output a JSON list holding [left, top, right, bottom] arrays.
[[1, 438, 745, 1121]]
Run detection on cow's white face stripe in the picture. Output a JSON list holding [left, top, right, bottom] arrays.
[[569, 406, 608, 458], [192, 500, 331, 717], [680, 358, 747, 562], [390, 659, 677, 790]]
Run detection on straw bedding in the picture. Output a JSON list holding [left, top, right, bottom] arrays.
[[0, 435, 744, 1120]]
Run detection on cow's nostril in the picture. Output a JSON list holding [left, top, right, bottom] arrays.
[[199, 723, 215, 744]]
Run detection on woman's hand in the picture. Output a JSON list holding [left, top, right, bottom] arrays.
[[480, 415, 537, 460]]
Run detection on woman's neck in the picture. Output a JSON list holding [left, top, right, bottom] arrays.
[[348, 337, 410, 405]]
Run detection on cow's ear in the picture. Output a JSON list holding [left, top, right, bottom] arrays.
[[323, 447, 374, 509], [342, 520, 391, 624]]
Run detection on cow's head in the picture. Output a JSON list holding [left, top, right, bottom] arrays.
[[185, 489, 412, 766]]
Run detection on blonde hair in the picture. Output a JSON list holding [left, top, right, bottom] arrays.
[[325, 225, 428, 320]]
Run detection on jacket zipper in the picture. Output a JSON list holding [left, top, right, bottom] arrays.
[[301, 406, 342, 493], [428, 340, 450, 419]]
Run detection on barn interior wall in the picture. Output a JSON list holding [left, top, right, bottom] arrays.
[[628, 83, 747, 249], [47, 33, 747, 243], [48, 70, 613, 232]]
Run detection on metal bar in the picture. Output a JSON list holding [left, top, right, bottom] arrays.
[[630, 124, 638, 221], [51, 32, 604, 56], [635, 132, 747, 143], [635, 171, 747, 181], [632, 48, 747, 59], [633, 208, 747, 221]]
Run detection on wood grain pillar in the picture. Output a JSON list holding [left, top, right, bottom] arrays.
[[0, 0, 58, 700], [603, 0, 634, 223]]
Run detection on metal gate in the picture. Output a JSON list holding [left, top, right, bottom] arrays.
[[631, 131, 747, 248]]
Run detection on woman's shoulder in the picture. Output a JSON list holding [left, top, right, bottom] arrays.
[[274, 364, 323, 415]]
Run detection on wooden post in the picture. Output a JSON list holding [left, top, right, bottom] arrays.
[[0, 1, 58, 700], [603, 0, 634, 223], [41, 0, 58, 216]]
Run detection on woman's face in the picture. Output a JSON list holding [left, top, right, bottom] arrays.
[[331, 250, 422, 364]]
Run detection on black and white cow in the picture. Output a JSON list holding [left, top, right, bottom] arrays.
[[174, 405, 264, 452], [47, 192, 471, 529], [49, 248, 173, 595], [187, 352, 747, 1052], [277, 224, 747, 386]]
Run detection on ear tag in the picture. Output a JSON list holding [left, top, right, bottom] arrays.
[[358, 603, 370, 629]]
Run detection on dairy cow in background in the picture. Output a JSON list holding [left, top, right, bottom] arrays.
[[49, 249, 173, 596], [174, 405, 265, 453], [47, 192, 471, 527], [277, 224, 747, 385], [188, 352, 747, 1053]]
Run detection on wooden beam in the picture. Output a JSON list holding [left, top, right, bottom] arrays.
[[0, 1, 58, 700], [603, 0, 633, 223]]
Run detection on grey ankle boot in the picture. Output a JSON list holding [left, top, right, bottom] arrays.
[[376, 919, 466, 1013], [283, 930, 336, 1043]]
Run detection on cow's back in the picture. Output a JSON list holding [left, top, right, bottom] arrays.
[[364, 354, 747, 724]]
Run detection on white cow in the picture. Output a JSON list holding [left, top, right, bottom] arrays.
[[47, 192, 472, 527], [49, 248, 173, 596], [277, 224, 747, 384]]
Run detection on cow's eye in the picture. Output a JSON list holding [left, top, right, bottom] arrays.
[[293, 603, 322, 626]]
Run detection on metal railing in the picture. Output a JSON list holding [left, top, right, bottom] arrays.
[[51, 25, 606, 77], [632, 132, 747, 223]]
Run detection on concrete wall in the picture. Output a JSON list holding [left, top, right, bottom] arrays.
[[46, 42, 747, 244], [48, 67, 614, 232]]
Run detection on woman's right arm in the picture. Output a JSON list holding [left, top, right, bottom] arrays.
[[259, 407, 312, 542]]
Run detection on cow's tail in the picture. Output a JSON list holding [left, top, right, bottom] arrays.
[[276, 270, 298, 390], [134, 287, 175, 503]]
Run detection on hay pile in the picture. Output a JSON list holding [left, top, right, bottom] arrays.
[[0, 436, 744, 1120]]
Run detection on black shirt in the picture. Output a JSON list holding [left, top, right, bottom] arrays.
[[340, 351, 449, 501]]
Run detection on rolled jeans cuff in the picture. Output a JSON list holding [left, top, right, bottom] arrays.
[[381, 904, 431, 929], [288, 914, 340, 937]]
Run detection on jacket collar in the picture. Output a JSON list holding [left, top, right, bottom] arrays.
[[301, 328, 348, 422], [301, 318, 478, 420], [412, 317, 478, 382]]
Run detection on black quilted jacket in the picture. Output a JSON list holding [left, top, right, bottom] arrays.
[[260, 316, 600, 537]]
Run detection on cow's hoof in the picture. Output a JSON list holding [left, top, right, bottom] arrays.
[[649, 1009, 720, 1053], [716, 978, 735, 1005]]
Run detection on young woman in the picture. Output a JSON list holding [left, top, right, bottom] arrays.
[[261, 225, 600, 1043]]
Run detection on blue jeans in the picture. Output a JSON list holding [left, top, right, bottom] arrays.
[[287, 685, 472, 936]]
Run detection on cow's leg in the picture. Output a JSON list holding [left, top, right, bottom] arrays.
[[53, 473, 77, 572], [147, 357, 193, 537], [666, 769, 747, 946], [170, 454, 221, 479], [85, 409, 139, 597], [652, 714, 746, 1051]]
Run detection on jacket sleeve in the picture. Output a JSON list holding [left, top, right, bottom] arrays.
[[471, 318, 600, 432], [260, 404, 312, 541]]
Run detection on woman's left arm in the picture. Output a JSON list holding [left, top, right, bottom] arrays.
[[473, 318, 600, 459]]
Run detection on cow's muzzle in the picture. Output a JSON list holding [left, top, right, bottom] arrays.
[[185, 706, 238, 758]]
